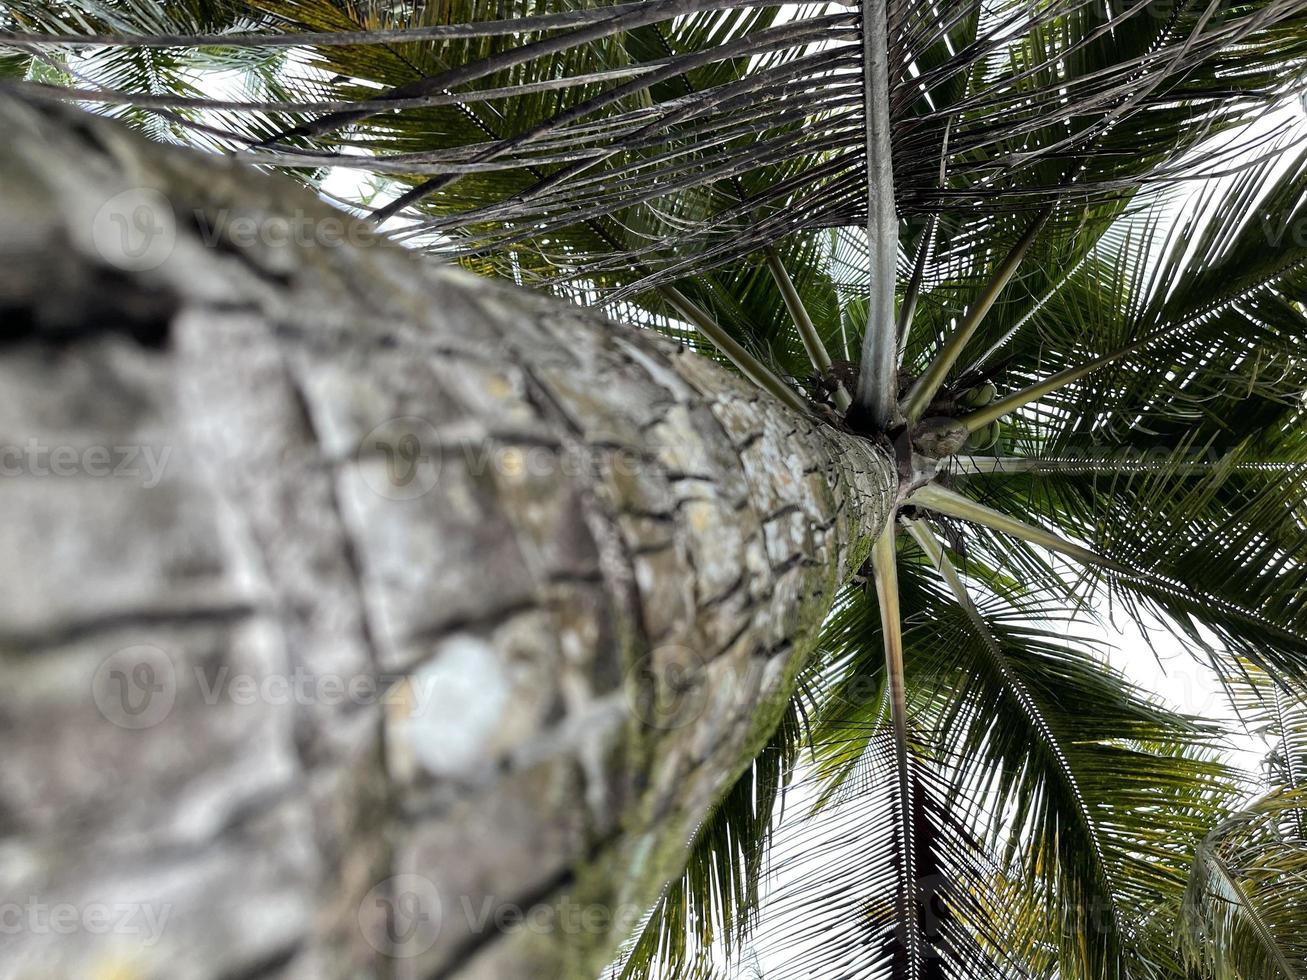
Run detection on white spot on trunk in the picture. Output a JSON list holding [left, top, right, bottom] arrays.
[[401, 636, 508, 778]]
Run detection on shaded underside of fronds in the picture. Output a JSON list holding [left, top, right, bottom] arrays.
[[5, 0, 1306, 291]]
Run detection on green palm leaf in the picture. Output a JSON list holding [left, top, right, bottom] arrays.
[[1183, 791, 1307, 980]]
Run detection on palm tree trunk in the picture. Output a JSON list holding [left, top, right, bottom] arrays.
[[0, 94, 899, 980]]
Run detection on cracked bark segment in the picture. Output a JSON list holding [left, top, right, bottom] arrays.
[[3, 797, 317, 980], [0, 343, 246, 641], [336, 459, 542, 666], [389, 756, 595, 980], [0, 327, 316, 980], [0, 616, 294, 846], [486, 446, 602, 584], [0, 94, 898, 980]]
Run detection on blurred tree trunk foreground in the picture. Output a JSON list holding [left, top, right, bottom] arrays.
[[0, 95, 896, 979]]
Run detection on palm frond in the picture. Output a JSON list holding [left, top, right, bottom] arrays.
[[616, 700, 806, 979], [1183, 791, 1307, 980], [11, 0, 1306, 297]]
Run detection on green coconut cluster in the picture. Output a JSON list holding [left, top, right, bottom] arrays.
[[959, 381, 1001, 451]]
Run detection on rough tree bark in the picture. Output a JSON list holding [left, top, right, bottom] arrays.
[[0, 94, 897, 980]]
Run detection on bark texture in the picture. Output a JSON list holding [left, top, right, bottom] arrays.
[[0, 94, 896, 980]]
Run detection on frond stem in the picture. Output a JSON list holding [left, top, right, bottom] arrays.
[[1205, 849, 1299, 980], [900, 211, 1049, 424], [765, 248, 851, 412], [869, 520, 924, 977], [907, 483, 1127, 573], [852, 0, 899, 429], [897, 216, 936, 362], [660, 285, 811, 416], [904, 517, 1120, 921], [949, 456, 1306, 476], [957, 333, 1151, 433]]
